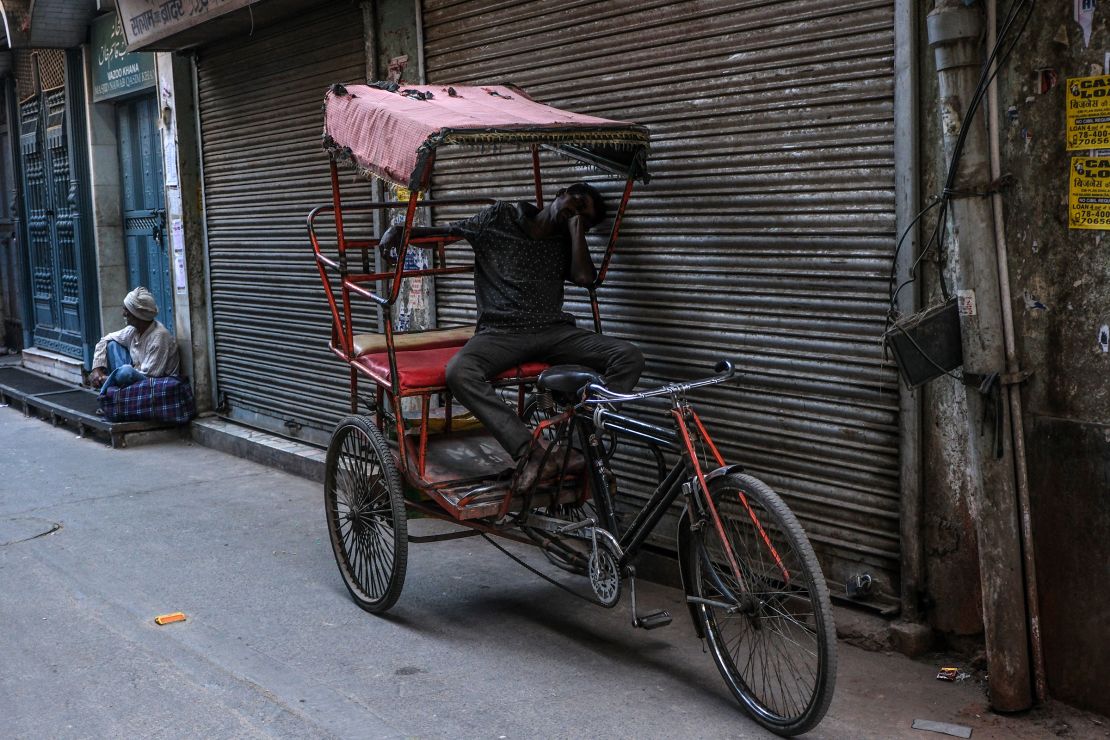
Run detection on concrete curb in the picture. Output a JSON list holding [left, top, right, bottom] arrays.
[[190, 416, 326, 482]]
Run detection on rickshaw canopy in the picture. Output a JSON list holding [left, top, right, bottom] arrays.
[[322, 83, 650, 190]]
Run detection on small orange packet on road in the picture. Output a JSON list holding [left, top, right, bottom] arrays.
[[154, 612, 187, 625]]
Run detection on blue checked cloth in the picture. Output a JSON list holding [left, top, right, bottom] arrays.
[[98, 376, 195, 424]]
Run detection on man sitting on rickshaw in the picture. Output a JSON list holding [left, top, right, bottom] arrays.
[[379, 182, 643, 488]]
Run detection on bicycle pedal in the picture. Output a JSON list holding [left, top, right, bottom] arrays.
[[635, 610, 672, 630]]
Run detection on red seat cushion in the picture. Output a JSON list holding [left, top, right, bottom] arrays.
[[355, 345, 548, 394]]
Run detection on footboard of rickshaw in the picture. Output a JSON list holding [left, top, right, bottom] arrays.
[[354, 368, 589, 522]]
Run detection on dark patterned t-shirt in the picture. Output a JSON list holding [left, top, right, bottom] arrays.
[[452, 201, 575, 335]]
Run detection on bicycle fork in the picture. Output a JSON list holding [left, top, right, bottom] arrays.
[[673, 403, 790, 611]]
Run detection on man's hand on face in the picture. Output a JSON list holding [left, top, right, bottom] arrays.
[[568, 214, 589, 238], [378, 224, 401, 264], [88, 367, 107, 389]]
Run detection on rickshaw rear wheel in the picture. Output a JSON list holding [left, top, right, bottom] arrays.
[[325, 415, 408, 614]]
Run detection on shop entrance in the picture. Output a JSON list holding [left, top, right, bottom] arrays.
[[18, 52, 85, 358], [116, 93, 171, 332]]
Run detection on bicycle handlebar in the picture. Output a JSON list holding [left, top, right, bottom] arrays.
[[581, 360, 736, 405]]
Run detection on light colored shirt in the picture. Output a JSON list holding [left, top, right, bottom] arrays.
[[92, 321, 180, 377]]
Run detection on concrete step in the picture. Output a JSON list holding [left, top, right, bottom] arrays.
[[0, 365, 188, 448], [190, 416, 326, 483], [21, 347, 84, 385]]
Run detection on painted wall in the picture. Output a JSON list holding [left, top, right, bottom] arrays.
[[155, 51, 212, 411], [918, 0, 1110, 715], [994, 0, 1110, 716]]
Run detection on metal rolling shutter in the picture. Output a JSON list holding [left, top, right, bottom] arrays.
[[197, 3, 367, 446], [423, 0, 902, 599]]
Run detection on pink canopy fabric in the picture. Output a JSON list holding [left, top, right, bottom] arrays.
[[322, 83, 649, 189]]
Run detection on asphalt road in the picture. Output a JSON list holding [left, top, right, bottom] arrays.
[[1, 409, 1103, 739]]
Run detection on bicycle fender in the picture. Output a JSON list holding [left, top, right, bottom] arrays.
[[676, 507, 706, 640], [703, 464, 745, 486]]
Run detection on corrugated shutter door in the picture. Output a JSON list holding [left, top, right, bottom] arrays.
[[197, 3, 366, 445], [423, 0, 901, 600]]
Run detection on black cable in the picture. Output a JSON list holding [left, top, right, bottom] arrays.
[[888, 0, 1035, 321], [932, 0, 1034, 255], [481, 533, 605, 606], [884, 0, 1035, 387], [888, 197, 944, 312]]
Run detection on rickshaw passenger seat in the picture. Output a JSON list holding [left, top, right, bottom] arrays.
[[350, 325, 476, 357], [355, 345, 548, 394]]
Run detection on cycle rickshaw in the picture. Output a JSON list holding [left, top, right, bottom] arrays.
[[309, 82, 836, 736]]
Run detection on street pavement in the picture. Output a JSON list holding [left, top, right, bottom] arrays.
[[1, 408, 1105, 739]]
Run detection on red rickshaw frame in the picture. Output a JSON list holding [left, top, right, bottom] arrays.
[[307, 82, 650, 520]]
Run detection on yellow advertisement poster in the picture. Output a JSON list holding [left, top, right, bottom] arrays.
[[1066, 75, 1110, 150], [1068, 157, 1110, 229]]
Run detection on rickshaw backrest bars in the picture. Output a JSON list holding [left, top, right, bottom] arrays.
[[307, 82, 649, 498]]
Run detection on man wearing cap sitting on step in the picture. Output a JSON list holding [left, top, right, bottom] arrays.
[[88, 287, 180, 396]]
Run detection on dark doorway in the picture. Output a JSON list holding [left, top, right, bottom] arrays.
[[0, 83, 23, 351]]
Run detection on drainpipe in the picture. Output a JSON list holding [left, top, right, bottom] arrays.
[[362, 0, 386, 333], [894, 0, 925, 625], [985, 0, 1047, 703], [927, 0, 1032, 712], [191, 54, 220, 413]]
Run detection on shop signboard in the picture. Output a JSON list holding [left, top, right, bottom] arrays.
[[116, 0, 255, 50], [92, 13, 155, 102]]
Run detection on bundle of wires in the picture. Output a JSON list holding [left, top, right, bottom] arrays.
[[887, 0, 1036, 323]]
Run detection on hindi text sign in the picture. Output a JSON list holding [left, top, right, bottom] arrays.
[[116, 0, 254, 51], [1066, 75, 1110, 150], [1068, 157, 1110, 229]]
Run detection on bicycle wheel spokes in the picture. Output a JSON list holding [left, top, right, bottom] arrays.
[[691, 473, 836, 736], [325, 416, 408, 614]]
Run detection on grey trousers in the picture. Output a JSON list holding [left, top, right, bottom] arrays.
[[445, 324, 644, 459]]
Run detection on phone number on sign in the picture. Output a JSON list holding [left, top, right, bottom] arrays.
[[1069, 130, 1110, 147], [1070, 208, 1110, 226]]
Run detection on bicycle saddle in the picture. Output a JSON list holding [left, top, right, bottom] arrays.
[[537, 365, 602, 402]]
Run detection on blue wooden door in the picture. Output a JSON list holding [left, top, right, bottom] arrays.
[[19, 74, 84, 357], [116, 94, 171, 333]]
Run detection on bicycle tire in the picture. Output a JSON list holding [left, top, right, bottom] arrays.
[[324, 415, 408, 613], [684, 472, 836, 736]]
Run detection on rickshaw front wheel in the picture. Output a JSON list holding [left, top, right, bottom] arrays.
[[325, 415, 408, 613]]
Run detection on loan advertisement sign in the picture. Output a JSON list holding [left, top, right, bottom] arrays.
[[92, 13, 155, 102], [116, 0, 254, 51], [1068, 157, 1110, 230], [1066, 75, 1110, 150]]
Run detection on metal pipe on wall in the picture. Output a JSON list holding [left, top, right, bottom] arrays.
[[362, 0, 385, 333], [985, 0, 1047, 703], [191, 53, 220, 412], [414, 0, 426, 85], [928, 0, 1032, 711], [894, 0, 924, 624]]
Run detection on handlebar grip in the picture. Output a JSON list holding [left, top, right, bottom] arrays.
[[714, 359, 734, 376]]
